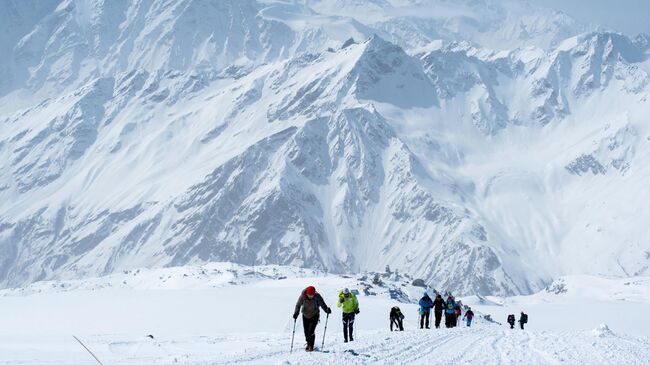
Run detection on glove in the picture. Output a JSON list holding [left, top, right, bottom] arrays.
[[325, 307, 332, 314], [355, 309, 360, 315], [293, 313, 299, 320], [340, 297, 345, 303]]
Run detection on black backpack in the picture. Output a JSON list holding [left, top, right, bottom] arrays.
[[522, 314, 528, 323], [508, 314, 515, 323]]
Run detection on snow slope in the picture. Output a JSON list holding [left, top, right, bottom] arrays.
[[0, 264, 648, 364], [1, 0, 650, 297], [4, 327, 647, 365]]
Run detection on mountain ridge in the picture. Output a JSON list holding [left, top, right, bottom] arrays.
[[1, 0, 649, 295]]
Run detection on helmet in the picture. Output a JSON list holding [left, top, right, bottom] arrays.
[[306, 286, 316, 296], [343, 288, 350, 294]]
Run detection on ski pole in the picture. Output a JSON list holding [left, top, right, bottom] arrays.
[[321, 313, 329, 350], [290, 318, 297, 353], [73, 335, 104, 365]]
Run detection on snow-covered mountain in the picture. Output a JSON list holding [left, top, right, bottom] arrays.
[[308, 0, 587, 51], [1, 0, 649, 295]]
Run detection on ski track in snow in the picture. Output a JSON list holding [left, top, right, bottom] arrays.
[[1, 268, 649, 364], [51, 327, 647, 365]]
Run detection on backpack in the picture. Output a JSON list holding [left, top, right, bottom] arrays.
[[508, 314, 515, 323], [522, 314, 528, 323]]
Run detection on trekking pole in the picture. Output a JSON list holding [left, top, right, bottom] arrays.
[[290, 318, 297, 353], [321, 313, 329, 350], [73, 335, 104, 365]]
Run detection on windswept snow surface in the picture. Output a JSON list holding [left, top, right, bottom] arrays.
[[0, 264, 648, 364]]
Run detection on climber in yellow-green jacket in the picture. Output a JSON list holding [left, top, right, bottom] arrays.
[[337, 288, 359, 342]]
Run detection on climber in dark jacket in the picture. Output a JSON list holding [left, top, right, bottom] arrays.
[[519, 311, 528, 330], [507, 314, 516, 329], [293, 286, 331, 351], [463, 308, 475, 327], [444, 295, 456, 328], [432, 294, 445, 328], [418, 291, 434, 329], [390, 306, 405, 331]]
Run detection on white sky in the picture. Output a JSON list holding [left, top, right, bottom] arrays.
[[543, 0, 650, 37]]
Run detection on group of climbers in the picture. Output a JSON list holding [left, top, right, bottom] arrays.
[[418, 291, 473, 328], [292, 285, 527, 352]]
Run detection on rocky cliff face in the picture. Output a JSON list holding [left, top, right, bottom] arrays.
[[1, 0, 649, 295]]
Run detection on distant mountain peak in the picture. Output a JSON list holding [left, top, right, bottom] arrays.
[[0, 0, 648, 296]]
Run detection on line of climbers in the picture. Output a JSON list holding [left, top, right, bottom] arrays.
[[293, 286, 528, 352], [418, 291, 473, 328]]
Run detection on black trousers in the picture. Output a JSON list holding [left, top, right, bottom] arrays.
[[445, 312, 457, 328], [420, 311, 430, 328], [520, 321, 525, 330], [509, 321, 515, 329], [303, 315, 319, 347], [342, 313, 355, 341], [434, 310, 442, 328], [390, 316, 404, 331]]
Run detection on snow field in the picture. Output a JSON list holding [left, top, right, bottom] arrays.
[[0, 264, 648, 364]]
